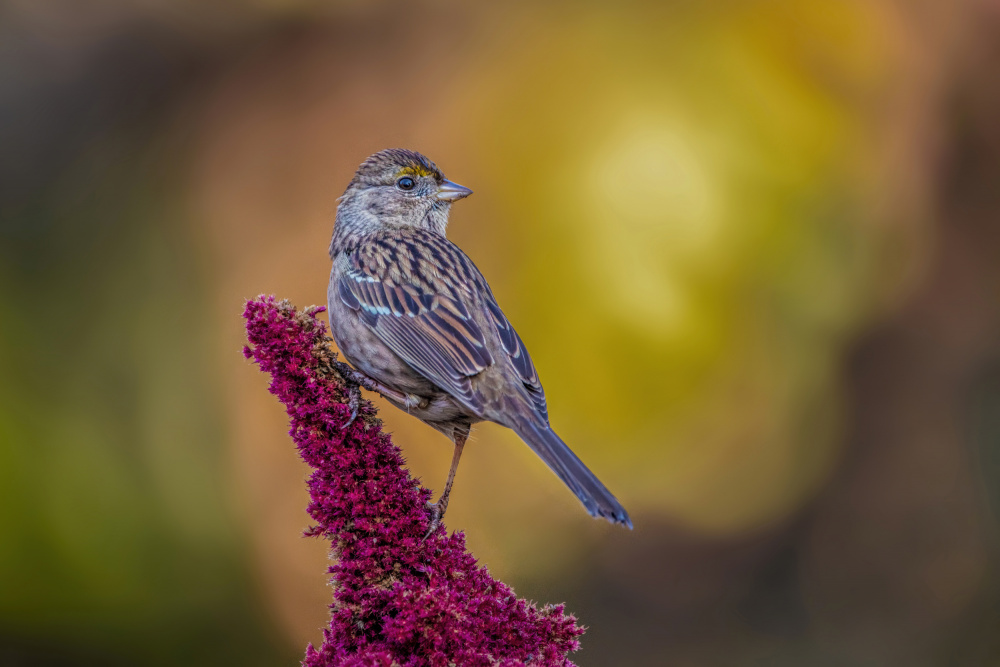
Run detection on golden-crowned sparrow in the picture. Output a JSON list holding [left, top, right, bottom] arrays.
[[327, 148, 631, 530]]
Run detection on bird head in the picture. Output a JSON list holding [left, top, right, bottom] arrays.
[[337, 149, 472, 237]]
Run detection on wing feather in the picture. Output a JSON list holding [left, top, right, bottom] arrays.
[[339, 235, 493, 413], [484, 295, 547, 420], [338, 231, 548, 422]]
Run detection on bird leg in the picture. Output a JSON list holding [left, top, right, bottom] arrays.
[[425, 429, 467, 537], [331, 360, 415, 427]]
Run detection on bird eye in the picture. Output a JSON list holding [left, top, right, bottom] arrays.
[[396, 176, 416, 191]]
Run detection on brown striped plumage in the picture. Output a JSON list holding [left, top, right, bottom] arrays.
[[327, 149, 631, 529]]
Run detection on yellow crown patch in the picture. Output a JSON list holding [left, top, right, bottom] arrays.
[[396, 165, 438, 179]]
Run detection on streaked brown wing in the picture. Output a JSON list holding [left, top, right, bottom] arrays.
[[482, 295, 548, 421], [427, 234, 549, 420], [338, 236, 494, 412]]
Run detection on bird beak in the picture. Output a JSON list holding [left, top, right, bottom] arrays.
[[436, 180, 473, 201]]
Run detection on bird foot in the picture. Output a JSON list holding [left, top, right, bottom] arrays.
[[331, 360, 369, 428], [343, 382, 362, 428], [331, 360, 422, 428], [423, 501, 444, 540]]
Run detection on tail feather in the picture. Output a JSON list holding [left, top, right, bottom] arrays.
[[514, 420, 632, 529]]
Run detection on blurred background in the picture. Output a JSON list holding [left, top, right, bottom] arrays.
[[2, 0, 999, 665]]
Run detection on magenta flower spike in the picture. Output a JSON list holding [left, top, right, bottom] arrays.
[[243, 296, 584, 666]]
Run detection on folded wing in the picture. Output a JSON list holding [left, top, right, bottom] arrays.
[[338, 234, 495, 414]]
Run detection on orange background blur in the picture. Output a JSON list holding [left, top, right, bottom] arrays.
[[2, 1, 999, 665]]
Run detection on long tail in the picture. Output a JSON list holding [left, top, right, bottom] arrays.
[[512, 419, 632, 529]]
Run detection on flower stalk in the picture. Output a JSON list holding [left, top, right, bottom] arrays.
[[243, 296, 584, 666]]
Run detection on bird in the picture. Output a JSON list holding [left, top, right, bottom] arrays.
[[326, 148, 631, 531]]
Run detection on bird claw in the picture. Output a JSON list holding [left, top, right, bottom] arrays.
[[423, 502, 443, 540], [332, 360, 366, 429], [342, 382, 362, 429]]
